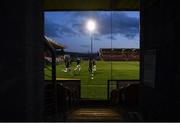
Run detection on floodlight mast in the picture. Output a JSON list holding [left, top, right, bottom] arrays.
[[86, 19, 96, 59], [86, 19, 96, 79]]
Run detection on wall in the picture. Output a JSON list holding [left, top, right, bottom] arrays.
[[140, 0, 180, 121], [2, 0, 180, 121], [0, 0, 44, 121]]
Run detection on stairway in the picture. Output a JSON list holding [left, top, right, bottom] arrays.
[[65, 107, 124, 122]]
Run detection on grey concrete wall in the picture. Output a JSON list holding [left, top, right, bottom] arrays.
[[140, 0, 180, 121], [0, 0, 44, 121]]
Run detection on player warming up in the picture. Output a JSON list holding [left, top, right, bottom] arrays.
[[88, 58, 94, 79], [63, 55, 71, 72], [74, 57, 81, 72], [92, 59, 96, 72]]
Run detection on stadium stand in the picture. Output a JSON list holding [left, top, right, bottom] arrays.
[[44, 36, 81, 121], [99, 48, 139, 61]]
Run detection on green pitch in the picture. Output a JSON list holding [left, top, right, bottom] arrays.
[[44, 61, 139, 99]]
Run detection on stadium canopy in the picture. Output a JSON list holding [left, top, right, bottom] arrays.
[[44, 36, 65, 49], [43, 0, 140, 11]]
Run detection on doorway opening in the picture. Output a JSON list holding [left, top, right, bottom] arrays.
[[44, 11, 140, 100]]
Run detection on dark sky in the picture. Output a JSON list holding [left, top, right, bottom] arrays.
[[45, 11, 140, 53]]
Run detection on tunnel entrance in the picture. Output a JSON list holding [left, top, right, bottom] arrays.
[[44, 11, 140, 100], [42, 0, 141, 122]]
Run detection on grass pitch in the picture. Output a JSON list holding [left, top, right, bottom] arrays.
[[44, 61, 139, 99]]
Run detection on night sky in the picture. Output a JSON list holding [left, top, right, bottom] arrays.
[[45, 11, 139, 53]]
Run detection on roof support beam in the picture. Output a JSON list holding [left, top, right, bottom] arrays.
[[44, 0, 139, 11]]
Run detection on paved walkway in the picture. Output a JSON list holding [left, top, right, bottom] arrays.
[[65, 107, 124, 122]]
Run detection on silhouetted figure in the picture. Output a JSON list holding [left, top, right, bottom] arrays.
[[63, 55, 71, 72], [92, 59, 96, 72], [88, 58, 93, 79], [74, 57, 81, 72]]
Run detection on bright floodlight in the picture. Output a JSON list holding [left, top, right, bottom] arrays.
[[86, 20, 96, 32]]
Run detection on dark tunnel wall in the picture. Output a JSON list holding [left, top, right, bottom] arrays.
[[0, 0, 140, 121], [1, 0, 180, 121], [0, 0, 44, 121], [140, 0, 180, 121]]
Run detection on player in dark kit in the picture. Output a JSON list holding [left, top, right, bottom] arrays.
[[63, 55, 71, 72], [92, 59, 96, 72], [88, 58, 93, 79], [74, 58, 81, 72]]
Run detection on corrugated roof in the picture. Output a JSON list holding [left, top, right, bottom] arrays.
[[44, 36, 65, 49]]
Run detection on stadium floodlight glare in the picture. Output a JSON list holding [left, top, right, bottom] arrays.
[[86, 19, 96, 79], [86, 19, 96, 32]]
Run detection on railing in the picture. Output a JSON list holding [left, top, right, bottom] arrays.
[[57, 80, 81, 106], [107, 80, 140, 101]]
